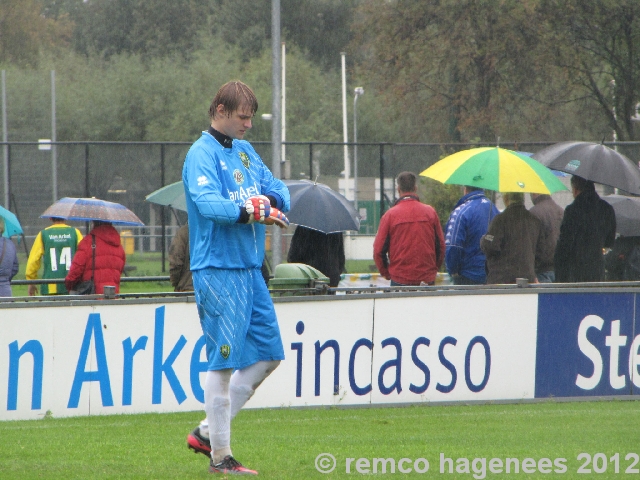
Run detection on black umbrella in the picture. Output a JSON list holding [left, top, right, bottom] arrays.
[[602, 194, 640, 237], [283, 179, 360, 233], [531, 141, 640, 195]]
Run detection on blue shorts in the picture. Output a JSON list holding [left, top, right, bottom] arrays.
[[193, 267, 284, 371]]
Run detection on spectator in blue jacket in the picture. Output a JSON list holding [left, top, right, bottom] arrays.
[[445, 186, 499, 285]]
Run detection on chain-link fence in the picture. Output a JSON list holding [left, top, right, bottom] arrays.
[[3, 140, 640, 258]]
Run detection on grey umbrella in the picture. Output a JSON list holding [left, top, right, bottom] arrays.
[[283, 180, 360, 233], [532, 141, 640, 195], [602, 194, 640, 237]]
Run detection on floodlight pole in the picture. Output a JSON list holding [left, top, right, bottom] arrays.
[[51, 70, 57, 204], [353, 87, 364, 212], [2, 70, 8, 208], [271, 0, 283, 266], [341, 52, 350, 199]]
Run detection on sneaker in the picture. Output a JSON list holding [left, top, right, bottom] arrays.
[[209, 455, 258, 476], [187, 427, 211, 456]]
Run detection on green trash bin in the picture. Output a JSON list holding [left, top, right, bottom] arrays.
[[268, 263, 330, 297]]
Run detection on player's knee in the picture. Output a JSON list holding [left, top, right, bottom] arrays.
[[213, 396, 230, 409], [265, 359, 281, 375], [250, 360, 281, 390]]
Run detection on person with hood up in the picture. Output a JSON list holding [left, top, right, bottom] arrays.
[[65, 220, 126, 294]]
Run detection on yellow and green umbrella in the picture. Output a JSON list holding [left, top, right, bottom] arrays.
[[420, 147, 568, 194]]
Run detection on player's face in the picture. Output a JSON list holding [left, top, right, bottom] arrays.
[[216, 104, 253, 140]]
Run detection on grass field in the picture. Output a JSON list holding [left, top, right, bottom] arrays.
[[10, 251, 377, 296], [1, 400, 638, 479]]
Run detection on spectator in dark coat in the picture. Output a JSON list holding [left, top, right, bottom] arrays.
[[554, 176, 616, 283], [529, 193, 564, 283], [287, 225, 345, 287], [169, 223, 193, 292], [480, 192, 544, 284], [65, 220, 126, 294]]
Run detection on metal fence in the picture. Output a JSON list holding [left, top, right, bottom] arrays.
[[3, 140, 640, 260]]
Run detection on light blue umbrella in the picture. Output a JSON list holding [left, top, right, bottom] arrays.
[[0, 205, 23, 238], [145, 182, 186, 211]]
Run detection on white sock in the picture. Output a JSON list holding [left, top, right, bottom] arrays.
[[230, 360, 280, 419], [204, 369, 233, 464], [199, 361, 281, 440], [198, 418, 209, 438]]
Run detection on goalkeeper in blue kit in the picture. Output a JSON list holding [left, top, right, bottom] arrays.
[[182, 80, 290, 476]]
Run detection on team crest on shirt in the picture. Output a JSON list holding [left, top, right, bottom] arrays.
[[220, 344, 231, 359], [239, 152, 250, 169], [233, 169, 245, 185]]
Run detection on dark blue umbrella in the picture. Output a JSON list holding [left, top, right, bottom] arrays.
[[283, 180, 360, 233], [41, 197, 144, 226]]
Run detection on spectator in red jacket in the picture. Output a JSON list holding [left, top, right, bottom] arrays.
[[65, 220, 126, 294], [373, 171, 445, 286]]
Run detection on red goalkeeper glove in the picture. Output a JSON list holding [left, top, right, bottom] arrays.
[[244, 195, 271, 223], [263, 208, 290, 229]]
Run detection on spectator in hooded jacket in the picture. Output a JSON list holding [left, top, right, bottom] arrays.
[[445, 186, 499, 285], [65, 220, 126, 294]]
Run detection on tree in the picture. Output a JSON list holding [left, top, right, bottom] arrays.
[[211, 0, 358, 68], [40, 0, 84, 20], [351, 0, 555, 143], [349, 0, 623, 143], [71, 0, 211, 59], [0, 0, 72, 66], [536, 0, 640, 141], [2, 40, 345, 144]]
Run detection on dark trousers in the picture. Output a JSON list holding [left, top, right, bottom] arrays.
[[452, 274, 483, 286]]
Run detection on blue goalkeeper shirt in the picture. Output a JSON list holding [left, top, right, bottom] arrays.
[[182, 130, 290, 271]]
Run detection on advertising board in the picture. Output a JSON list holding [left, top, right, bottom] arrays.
[[1, 289, 638, 421]]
